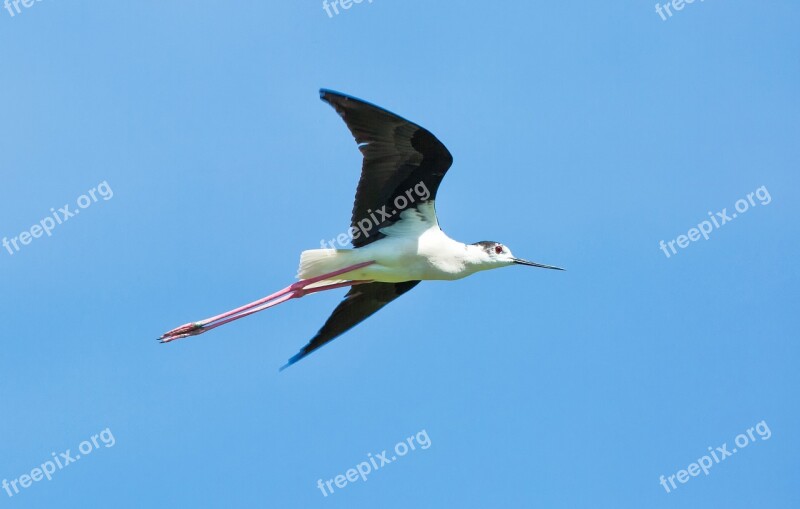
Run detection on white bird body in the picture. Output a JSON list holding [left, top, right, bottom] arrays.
[[298, 202, 509, 284]]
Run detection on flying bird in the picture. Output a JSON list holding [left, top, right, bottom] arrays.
[[159, 89, 563, 368]]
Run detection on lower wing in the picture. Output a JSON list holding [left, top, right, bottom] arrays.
[[280, 280, 420, 370]]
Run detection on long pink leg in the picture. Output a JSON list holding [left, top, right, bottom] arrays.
[[159, 260, 375, 343], [180, 280, 370, 337]]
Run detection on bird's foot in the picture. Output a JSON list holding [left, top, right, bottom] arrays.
[[158, 322, 205, 343]]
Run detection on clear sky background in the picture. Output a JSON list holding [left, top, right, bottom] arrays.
[[0, 1, 797, 508]]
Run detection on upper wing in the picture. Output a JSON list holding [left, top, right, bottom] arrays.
[[320, 89, 453, 247], [280, 281, 420, 370]]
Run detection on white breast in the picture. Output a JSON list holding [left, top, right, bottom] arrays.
[[353, 202, 478, 282]]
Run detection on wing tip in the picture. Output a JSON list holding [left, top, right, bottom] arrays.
[[279, 351, 307, 371], [319, 89, 419, 128], [319, 88, 349, 105], [278, 358, 297, 372]]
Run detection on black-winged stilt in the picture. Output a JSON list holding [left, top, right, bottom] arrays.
[[159, 89, 563, 368]]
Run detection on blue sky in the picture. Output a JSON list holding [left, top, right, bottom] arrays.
[[0, 1, 798, 507]]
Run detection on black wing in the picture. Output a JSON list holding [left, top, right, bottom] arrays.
[[320, 89, 453, 247], [281, 281, 420, 370]]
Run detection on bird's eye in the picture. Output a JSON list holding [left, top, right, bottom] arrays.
[[495, 245, 503, 254]]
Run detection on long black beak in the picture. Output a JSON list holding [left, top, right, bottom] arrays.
[[512, 258, 565, 271]]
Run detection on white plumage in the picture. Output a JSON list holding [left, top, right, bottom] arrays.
[[298, 202, 517, 284]]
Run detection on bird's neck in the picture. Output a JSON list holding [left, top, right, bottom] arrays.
[[461, 244, 493, 269]]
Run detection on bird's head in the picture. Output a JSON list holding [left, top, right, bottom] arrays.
[[470, 241, 564, 271]]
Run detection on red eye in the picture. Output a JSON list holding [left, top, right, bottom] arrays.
[[495, 245, 503, 254]]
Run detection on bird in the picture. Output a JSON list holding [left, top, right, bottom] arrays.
[[159, 89, 564, 369]]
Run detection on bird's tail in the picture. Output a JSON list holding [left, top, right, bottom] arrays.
[[296, 248, 362, 282]]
